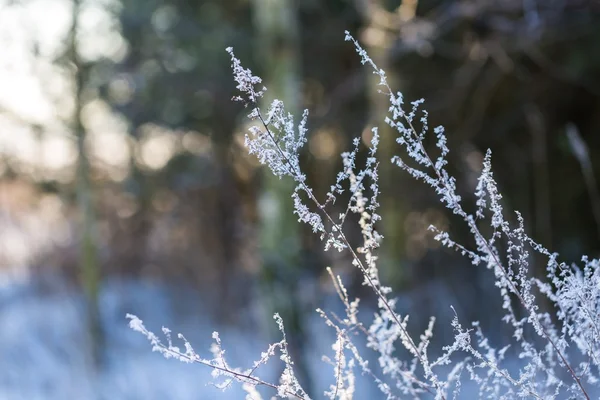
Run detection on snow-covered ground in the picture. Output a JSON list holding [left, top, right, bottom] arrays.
[[5, 273, 585, 399], [0, 275, 284, 399]]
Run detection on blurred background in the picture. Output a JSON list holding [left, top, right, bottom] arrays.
[[1, 0, 599, 398]]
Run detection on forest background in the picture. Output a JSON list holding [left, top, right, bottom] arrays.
[[1, 0, 600, 398]]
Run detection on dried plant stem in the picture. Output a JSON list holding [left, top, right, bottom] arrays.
[[177, 349, 306, 400], [253, 106, 448, 399], [396, 100, 590, 400]]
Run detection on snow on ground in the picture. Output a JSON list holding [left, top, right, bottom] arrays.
[[0, 275, 283, 400], [3, 272, 572, 399]]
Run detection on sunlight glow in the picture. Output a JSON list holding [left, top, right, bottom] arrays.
[[0, 0, 129, 181]]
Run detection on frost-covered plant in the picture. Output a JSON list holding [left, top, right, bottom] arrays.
[[127, 33, 600, 399]]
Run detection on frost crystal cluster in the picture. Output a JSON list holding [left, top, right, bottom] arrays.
[[128, 34, 600, 399]]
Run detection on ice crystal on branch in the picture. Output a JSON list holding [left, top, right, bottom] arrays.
[[128, 34, 600, 400]]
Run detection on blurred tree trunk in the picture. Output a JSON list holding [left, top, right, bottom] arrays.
[[252, 0, 313, 394], [69, 0, 103, 366]]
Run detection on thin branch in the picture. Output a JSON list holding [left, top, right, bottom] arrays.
[[252, 106, 445, 397]]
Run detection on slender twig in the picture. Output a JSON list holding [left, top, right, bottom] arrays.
[[330, 310, 438, 397], [343, 33, 588, 396], [251, 106, 448, 398], [394, 91, 590, 400], [332, 331, 344, 400], [156, 341, 307, 400]]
